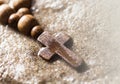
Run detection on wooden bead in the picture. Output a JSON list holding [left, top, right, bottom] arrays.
[[8, 14, 19, 27], [10, 0, 31, 10], [18, 14, 38, 35], [31, 26, 43, 39], [17, 8, 30, 17], [8, 8, 30, 26], [0, 0, 4, 5], [0, 4, 14, 24]]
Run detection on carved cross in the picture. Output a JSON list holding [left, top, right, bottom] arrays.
[[37, 31, 83, 67]]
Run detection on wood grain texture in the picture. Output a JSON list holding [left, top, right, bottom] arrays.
[[37, 31, 83, 67]]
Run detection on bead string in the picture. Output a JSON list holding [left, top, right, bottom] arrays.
[[0, 0, 43, 39]]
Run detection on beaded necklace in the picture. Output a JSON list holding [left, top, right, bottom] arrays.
[[0, 0, 83, 67]]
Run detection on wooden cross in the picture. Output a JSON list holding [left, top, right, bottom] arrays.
[[37, 31, 83, 67]]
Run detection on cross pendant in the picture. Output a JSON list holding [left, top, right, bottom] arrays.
[[37, 31, 83, 67]]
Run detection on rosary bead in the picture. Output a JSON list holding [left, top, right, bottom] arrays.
[[0, 0, 4, 5], [8, 8, 30, 26], [17, 8, 30, 17], [9, 0, 31, 11], [0, 4, 14, 24], [31, 25, 44, 39], [8, 14, 19, 27], [18, 14, 38, 35]]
